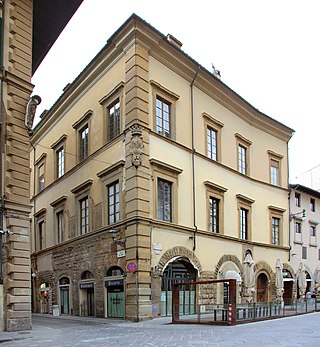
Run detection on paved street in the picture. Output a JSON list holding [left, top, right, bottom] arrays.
[[0, 313, 319, 347]]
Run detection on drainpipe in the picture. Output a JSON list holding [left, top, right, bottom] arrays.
[[190, 66, 200, 251], [0, 0, 6, 285], [288, 189, 291, 262]]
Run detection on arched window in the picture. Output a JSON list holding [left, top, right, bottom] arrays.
[[59, 277, 70, 285], [106, 266, 124, 277], [81, 271, 94, 280]]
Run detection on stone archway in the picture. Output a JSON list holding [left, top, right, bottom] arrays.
[[215, 254, 243, 280], [154, 247, 202, 317], [157, 246, 202, 275], [283, 263, 295, 303], [254, 261, 274, 302]]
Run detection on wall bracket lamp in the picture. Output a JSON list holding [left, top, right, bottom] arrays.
[[109, 228, 125, 247], [290, 209, 306, 221], [0, 229, 14, 235]]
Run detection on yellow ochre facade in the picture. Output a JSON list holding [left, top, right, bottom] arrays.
[[30, 14, 294, 321]]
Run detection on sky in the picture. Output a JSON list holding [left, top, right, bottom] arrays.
[[31, 0, 320, 185]]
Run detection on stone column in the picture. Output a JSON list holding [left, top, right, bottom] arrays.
[[124, 41, 152, 320]]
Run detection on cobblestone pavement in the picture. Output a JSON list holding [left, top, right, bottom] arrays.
[[0, 313, 319, 347]]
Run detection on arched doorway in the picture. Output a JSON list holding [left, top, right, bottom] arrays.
[[161, 258, 197, 317], [59, 277, 70, 314], [256, 273, 269, 302], [283, 269, 294, 305], [79, 271, 95, 316], [39, 282, 50, 313], [104, 266, 125, 318]]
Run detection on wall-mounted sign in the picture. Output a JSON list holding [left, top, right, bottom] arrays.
[[117, 250, 126, 258], [105, 279, 124, 287], [127, 262, 137, 273], [79, 282, 94, 289]]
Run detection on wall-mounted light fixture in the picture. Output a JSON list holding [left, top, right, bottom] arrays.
[[109, 228, 125, 247], [0, 229, 14, 235], [290, 209, 306, 221]]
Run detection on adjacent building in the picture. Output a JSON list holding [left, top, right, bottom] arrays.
[[30, 14, 294, 321], [0, 0, 83, 331], [289, 184, 320, 300]]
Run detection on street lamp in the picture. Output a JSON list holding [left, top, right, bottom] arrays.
[[290, 209, 306, 221], [109, 228, 125, 247]]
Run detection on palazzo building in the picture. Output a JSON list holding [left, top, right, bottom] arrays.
[[0, 0, 83, 331], [30, 14, 294, 321], [289, 184, 320, 301]]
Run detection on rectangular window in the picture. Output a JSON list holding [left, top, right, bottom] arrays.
[[108, 99, 120, 141], [207, 127, 217, 160], [302, 246, 307, 259], [240, 208, 248, 240], [270, 159, 279, 185], [238, 144, 247, 175], [295, 192, 300, 207], [295, 222, 301, 233], [80, 197, 89, 235], [318, 249, 320, 261], [310, 225, 316, 237], [38, 221, 44, 250], [271, 217, 280, 245], [57, 210, 64, 243], [157, 178, 172, 222], [38, 164, 45, 192], [156, 97, 170, 138], [57, 147, 65, 178], [108, 181, 120, 224], [310, 198, 315, 212], [209, 196, 220, 233], [80, 125, 89, 161]]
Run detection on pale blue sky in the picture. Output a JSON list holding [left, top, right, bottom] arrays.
[[32, 0, 320, 183]]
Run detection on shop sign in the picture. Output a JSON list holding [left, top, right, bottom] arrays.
[[105, 279, 124, 287], [79, 282, 94, 289]]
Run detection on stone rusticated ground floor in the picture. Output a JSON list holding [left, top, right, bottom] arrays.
[[31, 227, 298, 320]]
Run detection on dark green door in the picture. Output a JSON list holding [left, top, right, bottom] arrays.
[[108, 289, 124, 318]]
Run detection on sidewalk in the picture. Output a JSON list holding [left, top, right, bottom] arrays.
[[0, 313, 172, 344]]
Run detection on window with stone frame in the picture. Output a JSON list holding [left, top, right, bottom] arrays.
[[204, 181, 227, 234], [108, 99, 121, 141], [50, 195, 67, 244], [150, 158, 182, 224], [203, 113, 224, 162], [97, 160, 125, 227], [237, 194, 254, 241], [79, 125, 89, 161], [71, 179, 93, 236], [157, 178, 172, 222], [268, 151, 283, 186], [107, 181, 120, 224], [51, 134, 67, 179], [268, 206, 285, 246], [151, 80, 179, 141], [79, 196, 89, 235], [35, 154, 46, 193], [56, 210, 64, 243], [99, 82, 124, 144], [34, 208, 46, 251], [72, 111, 92, 163], [235, 133, 251, 176], [271, 217, 280, 245]]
